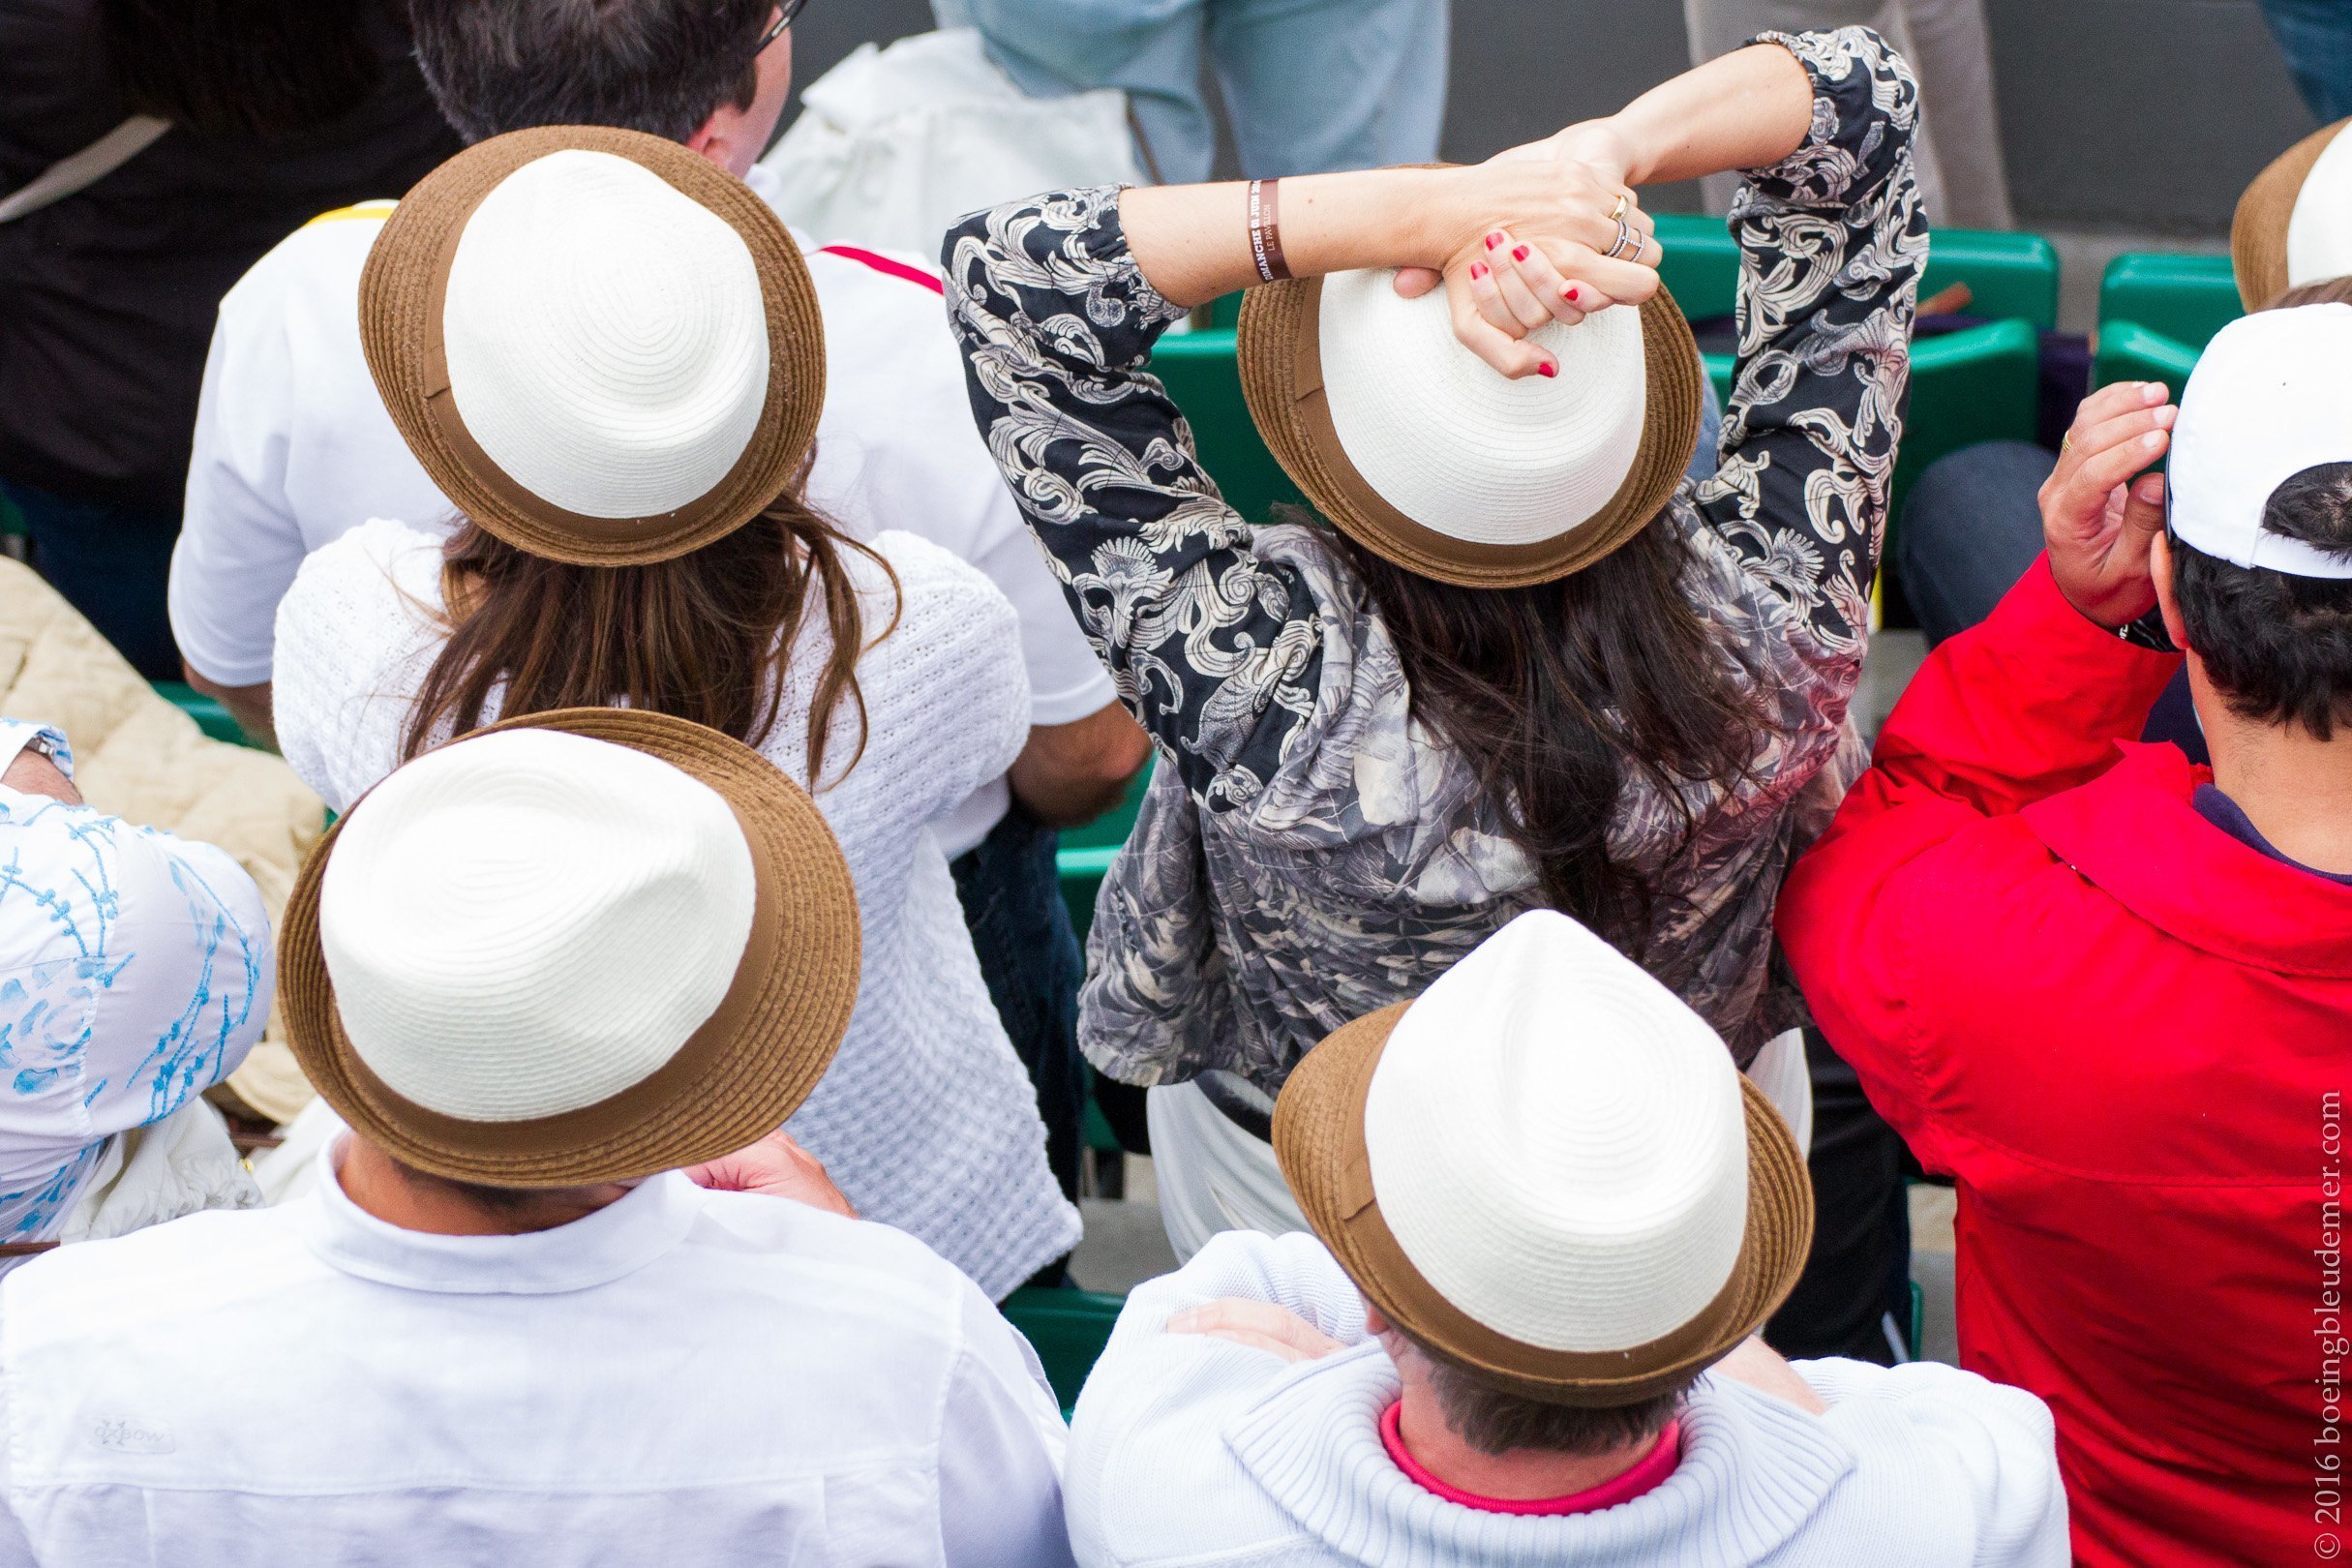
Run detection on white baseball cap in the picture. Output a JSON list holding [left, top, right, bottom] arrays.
[[2169, 305, 2352, 581]]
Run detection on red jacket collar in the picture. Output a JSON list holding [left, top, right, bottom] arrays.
[[2023, 742, 2352, 979]]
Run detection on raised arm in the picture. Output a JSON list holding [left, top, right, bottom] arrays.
[[943, 167, 1648, 804]]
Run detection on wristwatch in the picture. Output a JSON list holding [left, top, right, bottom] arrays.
[[2116, 607, 2178, 653]]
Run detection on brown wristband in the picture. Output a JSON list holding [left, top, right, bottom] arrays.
[[1247, 178, 1291, 283]]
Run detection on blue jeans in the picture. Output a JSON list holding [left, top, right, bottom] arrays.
[[1896, 440, 2205, 764], [950, 807, 1087, 1221], [2261, 0, 2352, 122], [0, 481, 182, 680], [938, 0, 1449, 184]]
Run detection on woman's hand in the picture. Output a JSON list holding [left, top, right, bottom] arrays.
[[684, 1130, 859, 1220], [1167, 1298, 1347, 1362], [2039, 380, 2177, 629], [1392, 138, 1659, 378]]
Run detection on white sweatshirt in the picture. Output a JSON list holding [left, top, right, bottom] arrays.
[[1066, 1232, 2069, 1567]]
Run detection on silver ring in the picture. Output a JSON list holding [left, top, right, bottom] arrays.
[[1605, 216, 1637, 260]]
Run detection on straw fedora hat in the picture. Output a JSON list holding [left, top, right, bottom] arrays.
[[1274, 909, 1811, 1406], [359, 125, 826, 567], [1238, 267, 1703, 588], [278, 709, 860, 1188], [2233, 117, 2352, 309]]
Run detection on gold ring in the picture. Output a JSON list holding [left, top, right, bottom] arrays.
[[1608, 192, 1631, 223], [2061, 435, 2073, 456]]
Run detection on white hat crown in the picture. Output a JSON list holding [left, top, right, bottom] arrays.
[[2171, 305, 2352, 580], [1363, 909, 1748, 1352], [2287, 126, 2352, 290], [317, 729, 758, 1122], [440, 149, 771, 521], [1316, 267, 1647, 548]]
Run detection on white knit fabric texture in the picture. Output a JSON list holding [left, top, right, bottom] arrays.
[[1065, 1230, 2071, 1567], [1364, 910, 1747, 1351], [442, 151, 770, 520], [317, 729, 757, 1121], [2288, 127, 2352, 289], [1317, 265, 1643, 546], [273, 522, 1077, 1296]]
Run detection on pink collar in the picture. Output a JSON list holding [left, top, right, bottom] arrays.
[[1377, 1401, 1681, 1516]]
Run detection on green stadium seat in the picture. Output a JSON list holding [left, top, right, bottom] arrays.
[[1001, 1285, 1128, 1413], [1898, 317, 2042, 509], [1152, 329, 1305, 523], [2097, 253, 2240, 349], [1652, 216, 2061, 329], [151, 679, 251, 747], [2093, 319, 2202, 399]]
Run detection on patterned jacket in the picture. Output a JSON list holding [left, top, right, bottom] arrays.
[[944, 27, 1924, 1090]]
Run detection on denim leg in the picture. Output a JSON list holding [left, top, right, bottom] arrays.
[[950, 0, 1218, 183], [1895, 439, 2053, 648], [1, 481, 182, 680], [950, 809, 1088, 1208], [1205, 0, 1448, 177], [2260, 0, 2352, 122]]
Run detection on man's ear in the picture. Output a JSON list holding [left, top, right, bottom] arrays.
[[1363, 1300, 1391, 1336], [2153, 531, 2189, 652]]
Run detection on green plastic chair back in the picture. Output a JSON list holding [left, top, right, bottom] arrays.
[[2093, 320, 2202, 399], [1898, 317, 2042, 512], [1001, 1285, 1128, 1413], [1652, 216, 2059, 329], [151, 680, 252, 747], [2098, 254, 2239, 349]]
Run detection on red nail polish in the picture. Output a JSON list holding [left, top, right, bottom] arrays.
[[1485, 231, 1503, 250], [1538, 362, 1557, 378], [1565, 286, 1580, 301], [1469, 261, 1488, 281], [1512, 245, 1529, 262]]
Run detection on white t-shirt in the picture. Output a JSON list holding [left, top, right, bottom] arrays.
[[0, 1159, 1077, 1565], [168, 174, 1113, 858]]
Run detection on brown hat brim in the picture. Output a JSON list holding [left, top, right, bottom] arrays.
[[279, 708, 860, 1188], [1274, 999, 1812, 1407], [358, 126, 827, 567], [1237, 277, 1702, 588], [2234, 118, 2352, 310]]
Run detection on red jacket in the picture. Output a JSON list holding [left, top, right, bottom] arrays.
[[1779, 558, 2352, 1568]]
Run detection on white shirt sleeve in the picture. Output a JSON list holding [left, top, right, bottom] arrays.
[[0, 1355, 35, 1568], [936, 1282, 1074, 1568], [170, 295, 309, 688], [1799, 1357, 2071, 1566]]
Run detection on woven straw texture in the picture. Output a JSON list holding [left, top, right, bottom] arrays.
[[357, 126, 826, 566], [2233, 118, 2348, 310], [1238, 274, 1702, 588], [280, 708, 859, 1187], [1274, 999, 1811, 1406]]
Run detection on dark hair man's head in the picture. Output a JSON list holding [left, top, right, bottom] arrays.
[[404, 0, 791, 174], [2165, 464, 2352, 739], [1410, 1342, 1691, 1458]]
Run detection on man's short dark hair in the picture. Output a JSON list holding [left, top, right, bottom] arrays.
[[405, 0, 771, 145], [2171, 462, 2352, 740], [1422, 1351, 1691, 1458]]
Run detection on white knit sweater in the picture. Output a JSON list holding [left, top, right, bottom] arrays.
[[272, 520, 1079, 1297], [1067, 1232, 2068, 1567]]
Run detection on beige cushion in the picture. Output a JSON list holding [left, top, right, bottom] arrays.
[[0, 558, 325, 1123]]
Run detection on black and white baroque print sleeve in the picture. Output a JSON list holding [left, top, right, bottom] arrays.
[[942, 190, 1326, 813], [1696, 26, 1926, 662]]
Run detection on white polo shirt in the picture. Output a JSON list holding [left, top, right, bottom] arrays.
[[168, 171, 1113, 858], [0, 1154, 1077, 1565]]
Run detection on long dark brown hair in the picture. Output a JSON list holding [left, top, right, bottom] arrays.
[[401, 496, 899, 786], [1330, 513, 1769, 981]]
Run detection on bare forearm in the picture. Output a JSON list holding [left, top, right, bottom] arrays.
[[1604, 44, 1817, 188], [1122, 169, 1463, 309], [1007, 705, 1152, 827], [183, 666, 276, 750]]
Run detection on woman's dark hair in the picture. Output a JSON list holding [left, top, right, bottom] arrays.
[[403, 0, 771, 144], [401, 496, 899, 785], [1423, 1347, 1689, 1458], [2170, 462, 2352, 739], [1324, 514, 1767, 980], [98, 0, 386, 138]]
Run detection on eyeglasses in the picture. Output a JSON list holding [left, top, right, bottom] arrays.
[[750, 0, 811, 58]]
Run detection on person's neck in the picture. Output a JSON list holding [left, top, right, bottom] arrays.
[[1393, 1383, 1660, 1502], [2196, 669, 2352, 875], [336, 1137, 631, 1237]]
